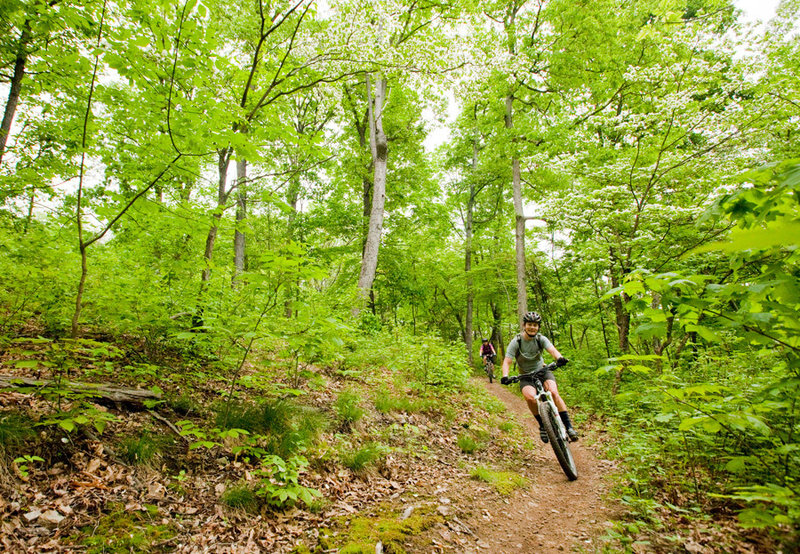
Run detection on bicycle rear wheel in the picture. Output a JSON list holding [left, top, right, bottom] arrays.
[[539, 401, 578, 481]]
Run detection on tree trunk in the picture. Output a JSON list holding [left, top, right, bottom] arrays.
[[0, 22, 30, 165], [464, 125, 478, 365], [506, 95, 527, 326], [491, 301, 503, 358], [357, 75, 388, 310], [610, 271, 631, 353], [233, 158, 247, 279], [285, 167, 302, 318], [201, 150, 232, 285]]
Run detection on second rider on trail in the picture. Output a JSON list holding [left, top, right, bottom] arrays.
[[500, 311, 579, 443]]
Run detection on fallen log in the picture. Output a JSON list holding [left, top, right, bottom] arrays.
[[0, 374, 161, 408]]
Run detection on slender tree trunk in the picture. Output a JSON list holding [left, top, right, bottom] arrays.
[[285, 167, 302, 318], [71, 2, 107, 338], [0, 22, 30, 165], [491, 301, 503, 357], [201, 150, 232, 286], [357, 75, 387, 311], [233, 158, 247, 279], [506, 95, 527, 326], [593, 269, 612, 358], [609, 270, 631, 353], [464, 124, 478, 365], [609, 268, 631, 395]]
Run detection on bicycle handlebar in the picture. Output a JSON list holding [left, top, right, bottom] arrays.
[[503, 361, 558, 384]]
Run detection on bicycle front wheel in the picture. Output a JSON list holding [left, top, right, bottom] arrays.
[[539, 401, 578, 481], [486, 362, 494, 383]]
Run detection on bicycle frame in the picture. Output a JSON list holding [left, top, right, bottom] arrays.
[[506, 362, 578, 480], [530, 378, 569, 443]]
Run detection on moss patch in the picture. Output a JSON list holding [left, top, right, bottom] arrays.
[[335, 504, 443, 553], [71, 502, 176, 553], [470, 465, 528, 495]]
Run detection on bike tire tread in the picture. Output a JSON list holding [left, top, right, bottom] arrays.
[[540, 402, 578, 481]]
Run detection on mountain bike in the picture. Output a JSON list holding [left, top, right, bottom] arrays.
[[504, 361, 578, 481], [483, 356, 495, 383]]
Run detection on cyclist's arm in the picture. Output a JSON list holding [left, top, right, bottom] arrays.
[[546, 345, 563, 359], [501, 356, 513, 378]]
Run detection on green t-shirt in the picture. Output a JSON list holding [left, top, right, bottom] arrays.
[[505, 333, 553, 373]]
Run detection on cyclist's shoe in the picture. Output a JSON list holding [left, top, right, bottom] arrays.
[[539, 426, 549, 443], [567, 427, 579, 442]]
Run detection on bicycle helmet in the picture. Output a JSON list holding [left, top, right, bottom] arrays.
[[522, 311, 542, 324], [481, 338, 489, 342]]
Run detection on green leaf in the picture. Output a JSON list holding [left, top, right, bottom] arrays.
[[59, 420, 76, 432]]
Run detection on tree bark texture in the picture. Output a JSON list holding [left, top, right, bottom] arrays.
[[234, 158, 247, 277], [201, 150, 232, 285], [0, 22, 30, 165], [506, 95, 527, 326], [0, 375, 161, 408], [357, 75, 388, 306]]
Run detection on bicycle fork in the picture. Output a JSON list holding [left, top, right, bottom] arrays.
[[538, 391, 568, 442]]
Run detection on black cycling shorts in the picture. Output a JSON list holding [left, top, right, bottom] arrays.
[[519, 370, 556, 389]]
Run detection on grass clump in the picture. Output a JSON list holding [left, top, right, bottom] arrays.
[[498, 421, 516, 433], [456, 432, 483, 454], [470, 465, 527, 495], [334, 389, 364, 429], [215, 399, 327, 458], [220, 484, 259, 511], [374, 390, 439, 415], [0, 412, 35, 457], [119, 431, 164, 465], [341, 441, 389, 473]]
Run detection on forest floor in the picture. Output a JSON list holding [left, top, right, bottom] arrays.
[[4, 334, 777, 553], [0, 332, 627, 553]]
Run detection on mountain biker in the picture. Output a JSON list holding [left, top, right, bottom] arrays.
[[479, 338, 496, 367], [500, 311, 579, 443]]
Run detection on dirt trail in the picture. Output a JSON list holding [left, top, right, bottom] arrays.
[[460, 379, 624, 553]]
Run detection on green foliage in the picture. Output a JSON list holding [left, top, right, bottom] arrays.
[[13, 455, 44, 479], [253, 455, 321, 509], [39, 403, 117, 435]]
